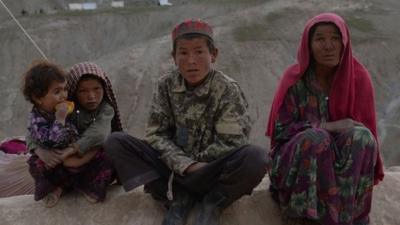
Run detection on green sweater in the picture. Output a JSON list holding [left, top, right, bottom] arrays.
[[27, 102, 114, 154]]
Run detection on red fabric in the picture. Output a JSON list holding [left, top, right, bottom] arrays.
[[266, 12, 384, 184], [0, 139, 27, 154], [172, 19, 213, 42]]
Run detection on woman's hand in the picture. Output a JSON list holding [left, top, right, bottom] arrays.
[[320, 118, 363, 132], [34, 147, 63, 168], [184, 162, 208, 174]]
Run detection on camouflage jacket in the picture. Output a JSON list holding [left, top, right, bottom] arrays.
[[145, 69, 252, 175]]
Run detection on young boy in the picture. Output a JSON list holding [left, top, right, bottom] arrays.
[[105, 19, 268, 225]]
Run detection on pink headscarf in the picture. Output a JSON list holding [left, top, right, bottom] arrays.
[[266, 13, 384, 184]]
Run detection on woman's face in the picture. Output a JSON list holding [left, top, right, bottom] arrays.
[[76, 78, 104, 111], [310, 24, 343, 69]]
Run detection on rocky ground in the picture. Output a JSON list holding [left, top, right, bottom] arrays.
[[1, 169, 400, 225]]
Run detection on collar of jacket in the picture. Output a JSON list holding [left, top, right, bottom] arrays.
[[172, 69, 215, 97], [32, 106, 55, 122]]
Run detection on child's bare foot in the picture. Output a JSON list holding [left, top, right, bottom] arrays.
[[42, 187, 62, 208], [79, 190, 99, 203]]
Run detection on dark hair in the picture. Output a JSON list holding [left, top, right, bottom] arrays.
[[71, 74, 106, 103], [308, 22, 342, 49], [308, 22, 342, 64], [77, 74, 106, 93], [79, 74, 106, 88], [22, 60, 66, 104], [172, 33, 216, 56]]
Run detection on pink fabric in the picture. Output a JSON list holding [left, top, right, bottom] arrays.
[[266, 12, 384, 184], [0, 139, 27, 154]]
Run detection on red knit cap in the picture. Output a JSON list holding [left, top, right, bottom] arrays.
[[172, 19, 213, 42]]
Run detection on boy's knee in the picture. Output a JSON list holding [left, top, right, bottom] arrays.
[[105, 132, 127, 145], [104, 132, 127, 156], [240, 145, 269, 177], [243, 145, 268, 164]]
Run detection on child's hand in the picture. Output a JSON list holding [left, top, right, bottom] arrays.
[[59, 146, 77, 160], [35, 147, 63, 168], [63, 149, 97, 168], [55, 102, 69, 125], [184, 162, 208, 174]]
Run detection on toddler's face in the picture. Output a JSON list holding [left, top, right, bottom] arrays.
[[34, 80, 68, 113]]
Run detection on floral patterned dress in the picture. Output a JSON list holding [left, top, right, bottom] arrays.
[[269, 69, 377, 225], [27, 106, 115, 202], [28, 107, 78, 149]]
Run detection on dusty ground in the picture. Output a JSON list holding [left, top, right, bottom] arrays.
[[1, 169, 400, 225], [0, 0, 399, 165]]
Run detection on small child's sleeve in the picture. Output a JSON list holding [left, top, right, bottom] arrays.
[[28, 111, 77, 149]]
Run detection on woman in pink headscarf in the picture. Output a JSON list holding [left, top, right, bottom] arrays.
[[266, 13, 384, 225]]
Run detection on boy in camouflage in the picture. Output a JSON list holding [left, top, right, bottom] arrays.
[[105, 19, 268, 225]]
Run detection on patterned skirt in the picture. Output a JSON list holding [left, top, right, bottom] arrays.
[[270, 127, 377, 225], [28, 150, 116, 201]]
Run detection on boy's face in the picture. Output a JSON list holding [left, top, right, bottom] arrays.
[[76, 78, 104, 111], [173, 37, 218, 87], [34, 80, 68, 113]]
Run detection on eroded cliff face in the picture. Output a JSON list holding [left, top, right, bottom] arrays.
[[1, 0, 400, 165]]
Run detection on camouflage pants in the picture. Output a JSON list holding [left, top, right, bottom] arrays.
[[104, 132, 268, 207]]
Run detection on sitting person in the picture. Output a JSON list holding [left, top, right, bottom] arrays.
[[25, 61, 122, 207], [266, 13, 384, 225], [22, 61, 79, 207], [105, 19, 268, 225]]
